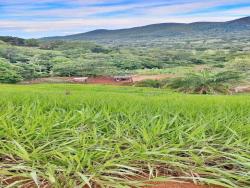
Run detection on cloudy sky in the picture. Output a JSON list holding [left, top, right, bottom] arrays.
[[0, 0, 249, 38]]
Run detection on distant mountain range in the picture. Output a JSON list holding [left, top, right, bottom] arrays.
[[43, 16, 250, 43]]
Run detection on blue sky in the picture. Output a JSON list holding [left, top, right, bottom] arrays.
[[0, 0, 249, 38]]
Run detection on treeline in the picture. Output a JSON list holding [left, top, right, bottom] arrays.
[[0, 36, 39, 47], [0, 36, 249, 83]]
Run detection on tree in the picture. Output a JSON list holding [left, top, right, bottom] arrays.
[[24, 39, 39, 47], [53, 61, 76, 77], [0, 36, 25, 46], [31, 53, 55, 76], [167, 70, 240, 94], [0, 59, 23, 83], [135, 80, 163, 88], [15, 63, 40, 80]]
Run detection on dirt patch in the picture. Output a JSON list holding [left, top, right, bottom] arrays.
[[1, 172, 224, 188], [20, 76, 133, 85], [87, 76, 131, 85], [20, 75, 175, 85], [2, 178, 224, 188], [1, 177, 51, 188], [132, 74, 174, 82], [142, 181, 224, 188], [232, 85, 250, 93], [193, 65, 209, 71]]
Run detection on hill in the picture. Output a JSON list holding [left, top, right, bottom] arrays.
[[1, 16, 249, 85], [42, 17, 250, 43]]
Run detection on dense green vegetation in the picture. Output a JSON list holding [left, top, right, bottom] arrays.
[[0, 17, 249, 95], [166, 71, 241, 94], [0, 17, 249, 188], [0, 34, 249, 87], [135, 70, 242, 94], [0, 84, 249, 187]]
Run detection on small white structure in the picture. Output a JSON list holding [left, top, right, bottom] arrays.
[[72, 77, 88, 83]]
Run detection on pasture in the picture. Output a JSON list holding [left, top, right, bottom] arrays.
[[0, 84, 249, 188]]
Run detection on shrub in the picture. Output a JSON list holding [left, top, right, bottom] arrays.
[[135, 79, 163, 88], [167, 71, 240, 94], [0, 60, 23, 83]]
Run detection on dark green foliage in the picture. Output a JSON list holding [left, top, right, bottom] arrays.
[[191, 58, 205, 65], [53, 62, 77, 77], [0, 69, 22, 83], [36, 53, 55, 72], [0, 36, 39, 47], [16, 63, 40, 80], [0, 47, 30, 63], [213, 64, 225, 68], [0, 60, 22, 83], [24, 39, 39, 47], [0, 36, 25, 46], [91, 46, 111, 53], [135, 79, 163, 88], [167, 71, 241, 94]]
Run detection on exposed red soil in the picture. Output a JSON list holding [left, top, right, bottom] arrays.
[[20, 76, 250, 94], [87, 76, 132, 85], [2, 177, 225, 188], [20, 74, 174, 85], [142, 181, 224, 188], [20, 76, 132, 85], [232, 85, 250, 93]]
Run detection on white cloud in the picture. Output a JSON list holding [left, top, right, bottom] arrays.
[[0, 0, 249, 37]]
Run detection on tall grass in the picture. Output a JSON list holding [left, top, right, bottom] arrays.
[[0, 84, 249, 188]]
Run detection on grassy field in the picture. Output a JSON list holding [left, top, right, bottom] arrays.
[[0, 84, 250, 188]]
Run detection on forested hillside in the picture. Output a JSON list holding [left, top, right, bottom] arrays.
[[0, 17, 250, 86], [43, 17, 250, 45]]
